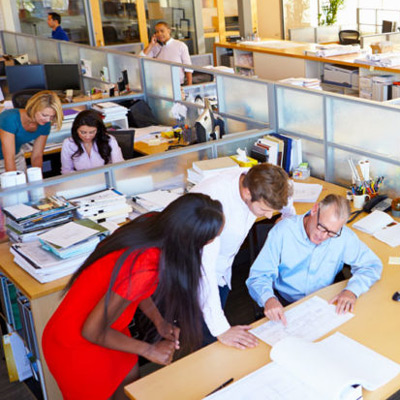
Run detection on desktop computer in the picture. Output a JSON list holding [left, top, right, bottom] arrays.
[[44, 64, 81, 92]]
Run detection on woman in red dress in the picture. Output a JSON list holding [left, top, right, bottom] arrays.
[[42, 193, 224, 400]]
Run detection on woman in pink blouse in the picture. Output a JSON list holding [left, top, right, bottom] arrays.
[[61, 110, 124, 174]]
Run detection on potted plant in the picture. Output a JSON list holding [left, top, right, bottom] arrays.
[[318, 0, 345, 26]]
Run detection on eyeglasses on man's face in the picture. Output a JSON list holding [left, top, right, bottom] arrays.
[[316, 207, 342, 238]]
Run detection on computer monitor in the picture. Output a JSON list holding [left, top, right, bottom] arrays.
[[5, 64, 47, 94], [44, 63, 81, 91]]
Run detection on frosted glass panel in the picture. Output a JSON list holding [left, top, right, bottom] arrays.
[[332, 148, 400, 198], [225, 119, 262, 133], [60, 43, 80, 64], [114, 150, 211, 196], [16, 36, 38, 63], [3, 33, 18, 56], [143, 59, 173, 98], [303, 140, 325, 180], [147, 98, 175, 125], [215, 133, 267, 157], [108, 53, 142, 91], [331, 99, 400, 160], [53, 174, 108, 199], [36, 39, 60, 63], [218, 76, 269, 123], [277, 87, 323, 138], [79, 48, 108, 79]]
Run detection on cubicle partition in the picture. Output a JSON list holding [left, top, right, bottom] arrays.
[[2, 29, 400, 197]]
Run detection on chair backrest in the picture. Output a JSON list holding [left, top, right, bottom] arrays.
[[108, 129, 135, 160], [102, 26, 119, 44], [382, 20, 394, 33], [338, 30, 360, 45], [11, 88, 43, 108]]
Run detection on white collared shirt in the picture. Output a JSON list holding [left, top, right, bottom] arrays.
[[141, 38, 192, 83]]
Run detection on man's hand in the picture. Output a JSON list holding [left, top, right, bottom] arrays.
[[217, 326, 258, 350], [329, 289, 356, 314], [264, 297, 287, 326]]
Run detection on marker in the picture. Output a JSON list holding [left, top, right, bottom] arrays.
[[206, 378, 234, 396]]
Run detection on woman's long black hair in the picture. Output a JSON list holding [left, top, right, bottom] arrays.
[[71, 110, 112, 164], [66, 193, 224, 350]]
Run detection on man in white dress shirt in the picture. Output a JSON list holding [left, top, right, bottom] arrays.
[[142, 21, 192, 85], [191, 163, 294, 349]]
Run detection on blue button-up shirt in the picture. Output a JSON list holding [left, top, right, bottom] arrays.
[[52, 26, 69, 41], [246, 213, 382, 306]]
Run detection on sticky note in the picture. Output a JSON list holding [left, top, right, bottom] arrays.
[[388, 257, 400, 265]]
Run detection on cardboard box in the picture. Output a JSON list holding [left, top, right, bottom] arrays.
[[370, 41, 393, 54]]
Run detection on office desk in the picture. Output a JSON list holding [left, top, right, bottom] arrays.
[[134, 139, 186, 155], [214, 38, 400, 82], [125, 179, 400, 400]]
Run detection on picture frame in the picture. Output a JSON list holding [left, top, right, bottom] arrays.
[[180, 18, 190, 38], [172, 7, 185, 27]]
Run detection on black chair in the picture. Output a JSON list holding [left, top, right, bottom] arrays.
[[108, 129, 135, 160], [382, 20, 394, 33], [338, 30, 360, 45], [11, 88, 43, 108]]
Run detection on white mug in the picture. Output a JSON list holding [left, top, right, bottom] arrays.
[[353, 193, 370, 209]]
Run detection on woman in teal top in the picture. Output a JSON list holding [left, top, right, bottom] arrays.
[[0, 90, 63, 172]]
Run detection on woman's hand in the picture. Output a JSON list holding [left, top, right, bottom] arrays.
[[143, 340, 176, 365], [155, 319, 180, 350]]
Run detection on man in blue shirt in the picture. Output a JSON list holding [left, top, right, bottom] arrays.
[[246, 194, 382, 325], [47, 12, 69, 41]]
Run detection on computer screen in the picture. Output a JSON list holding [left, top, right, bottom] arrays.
[[44, 64, 81, 91], [5, 64, 47, 94]]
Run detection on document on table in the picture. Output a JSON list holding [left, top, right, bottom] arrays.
[[250, 296, 353, 346], [292, 181, 323, 202]]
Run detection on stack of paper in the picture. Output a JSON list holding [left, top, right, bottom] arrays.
[[306, 44, 361, 57], [187, 157, 239, 184], [134, 190, 181, 212], [11, 241, 88, 283], [38, 219, 109, 259], [279, 77, 322, 90], [70, 188, 132, 224], [353, 210, 400, 247], [92, 102, 128, 120], [3, 196, 77, 243]]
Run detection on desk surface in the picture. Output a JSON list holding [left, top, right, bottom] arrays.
[[215, 38, 400, 74], [125, 178, 400, 400]]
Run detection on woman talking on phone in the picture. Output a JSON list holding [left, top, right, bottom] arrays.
[[42, 193, 224, 400]]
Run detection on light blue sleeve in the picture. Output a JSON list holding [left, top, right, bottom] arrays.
[[341, 228, 383, 297], [246, 222, 285, 307]]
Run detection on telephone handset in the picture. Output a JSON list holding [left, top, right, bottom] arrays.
[[362, 194, 391, 213], [348, 194, 391, 224]]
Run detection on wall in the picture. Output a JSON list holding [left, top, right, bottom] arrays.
[[257, 0, 282, 38]]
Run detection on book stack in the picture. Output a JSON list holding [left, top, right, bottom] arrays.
[[134, 189, 182, 212], [38, 219, 109, 259], [250, 135, 302, 173], [92, 101, 128, 122], [187, 157, 239, 184], [3, 196, 77, 243], [70, 188, 132, 224]]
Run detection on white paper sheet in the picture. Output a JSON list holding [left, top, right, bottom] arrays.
[[250, 296, 353, 346], [292, 182, 323, 203], [3, 204, 38, 219], [38, 221, 99, 248]]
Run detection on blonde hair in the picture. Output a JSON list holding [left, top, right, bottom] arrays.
[[25, 90, 63, 131]]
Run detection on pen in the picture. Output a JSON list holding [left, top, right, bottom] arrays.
[[206, 378, 234, 396]]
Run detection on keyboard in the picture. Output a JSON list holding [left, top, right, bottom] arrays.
[[387, 389, 400, 400]]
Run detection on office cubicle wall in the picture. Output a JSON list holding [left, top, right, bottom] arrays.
[[2, 30, 400, 198], [275, 82, 400, 197]]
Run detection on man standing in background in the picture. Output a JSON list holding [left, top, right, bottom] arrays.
[[47, 12, 69, 42]]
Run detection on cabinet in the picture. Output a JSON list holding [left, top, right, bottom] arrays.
[[0, 243, 67, 400]]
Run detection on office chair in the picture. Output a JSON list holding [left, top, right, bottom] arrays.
[[11, 88, 43, 108], [108, 129, 135, 160], [382, 20, 394, 33], [338, 30, 360, 45], [102, 26, 119, 45]]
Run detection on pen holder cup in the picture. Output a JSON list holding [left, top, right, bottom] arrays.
[[353, 193, 370, 209]]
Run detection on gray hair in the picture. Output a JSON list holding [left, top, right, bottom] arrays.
[[319, 194, 351, 221]]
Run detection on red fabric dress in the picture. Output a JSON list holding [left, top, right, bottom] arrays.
[[42, 247, 160, 400]]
